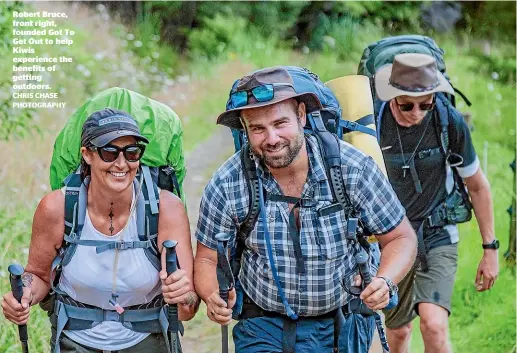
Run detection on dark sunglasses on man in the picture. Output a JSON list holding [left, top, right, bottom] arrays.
[[90, 144, 146, 163], [230, 83, 294, 108], [395, 98, 435, 112]]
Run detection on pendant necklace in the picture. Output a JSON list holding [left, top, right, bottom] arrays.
[[395, 114, 433, 178]]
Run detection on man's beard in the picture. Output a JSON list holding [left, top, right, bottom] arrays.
[[251, 128, 305, 169]]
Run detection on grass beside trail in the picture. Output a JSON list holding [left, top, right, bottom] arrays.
[[0, 4, 515, 353]]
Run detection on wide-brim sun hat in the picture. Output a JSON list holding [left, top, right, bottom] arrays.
[[217, 67, 323, 130], [374, 53, 454, 102]]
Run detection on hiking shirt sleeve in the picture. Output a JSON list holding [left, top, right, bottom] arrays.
[[450, 112, 479, 178], [350, 156, 405, 235], [195, 175, 236, 250]]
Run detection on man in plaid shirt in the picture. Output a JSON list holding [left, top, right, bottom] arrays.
[[194, 67, 417, 352]]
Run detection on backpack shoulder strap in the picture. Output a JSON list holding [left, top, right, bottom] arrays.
[[311, 112, 354, 216], [376, 101, 388, 143], [312, 111, 371, 249], [231, 145, 260, 276], [435, 94, 451, 155], [51, 173, 87, 294], [139, 166, 161, 271], [62, 174, 88, 266]]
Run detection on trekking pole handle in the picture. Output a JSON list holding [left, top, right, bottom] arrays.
[[163, 240, 179, 274], [215, 233, 231, 303], [163, 240, 179, 332], [215, 233, 231, 353], [355, 251, 391, 353], [355, 250, 372, 286], [8, 264, 29, 353]]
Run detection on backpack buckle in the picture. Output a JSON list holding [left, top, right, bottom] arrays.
[[426, 215, 435, 227], [346, 218, 358, 240], [115, 241, 133, 250], [426, 207, 447, 227], [104, 310, 122, 322]]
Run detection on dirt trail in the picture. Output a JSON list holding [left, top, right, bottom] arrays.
[[182, 126, 234, 240]]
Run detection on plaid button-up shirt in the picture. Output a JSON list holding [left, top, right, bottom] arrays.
[[196, 135, 405, 316]]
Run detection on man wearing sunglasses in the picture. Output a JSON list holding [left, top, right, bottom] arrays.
[[194, 67, 417, 352], [374, 53, 498, 353]]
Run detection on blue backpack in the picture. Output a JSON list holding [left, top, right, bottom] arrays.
[[229, 66, 376, 152]]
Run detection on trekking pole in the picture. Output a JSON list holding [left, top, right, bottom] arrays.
[[355, 250, 390, 353], [215, 233, 234, 353], [163, 240, 180, 353], [8, 264, 29, 353]]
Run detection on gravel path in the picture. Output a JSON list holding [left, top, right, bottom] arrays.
[[183, 126, 235, 239]]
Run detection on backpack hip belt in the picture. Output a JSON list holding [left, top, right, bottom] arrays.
[[49, 293, 181, 353], [239, 293, 373, 353], [425, 189, 472, 228]]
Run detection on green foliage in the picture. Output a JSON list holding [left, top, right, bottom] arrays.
[[132, 3, 179, 74], [196, 1, 307, 40], [96, 1, 514, 65], [319, 17, 383, 62], [0, 205, 53, 353], [0, 1, 38, 140], [343, 1, 422, 30], [461, 2, 516, 42], [469, 48, 516, 86], [187, 14, 243, 59], [187, 13, 284, 65]]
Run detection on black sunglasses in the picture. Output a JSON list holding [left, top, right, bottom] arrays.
[[230, 83, 294, 108], [396, 99, 435, 112], [91, 144, 145, 163]]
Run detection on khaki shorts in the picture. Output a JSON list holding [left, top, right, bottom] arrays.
[[383, 243, 458, 329]]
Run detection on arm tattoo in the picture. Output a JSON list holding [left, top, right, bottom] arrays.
[[182, 291, 200, 310], [22, 273, 33, 288]]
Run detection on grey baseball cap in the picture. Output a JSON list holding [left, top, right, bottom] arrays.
[[81, 108, 149, 147]]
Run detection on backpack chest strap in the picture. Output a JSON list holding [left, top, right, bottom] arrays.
[[416, 147, 442, 160], [63, 234, 157, 253], [338, 115, 377, 137]]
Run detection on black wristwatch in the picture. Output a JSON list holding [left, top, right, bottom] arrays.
[[482, 239, 499, 250], [379, 276, 398, 298]]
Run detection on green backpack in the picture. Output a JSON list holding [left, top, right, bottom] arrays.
[[50, 86, 186, 198]]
